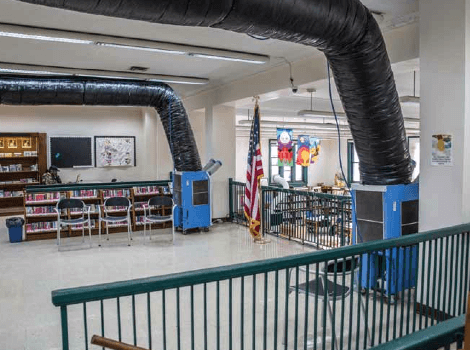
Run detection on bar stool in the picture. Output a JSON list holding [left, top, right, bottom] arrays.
[[98, 197, 133, 246], [286, 257, 370, 350]]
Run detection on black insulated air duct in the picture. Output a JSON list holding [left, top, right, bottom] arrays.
[[16, 0, 413, 185], [0, 76, 202, 172]]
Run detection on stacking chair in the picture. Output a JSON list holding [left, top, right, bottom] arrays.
[[55, 198, 92, 249], [142, 196, 175, 243], [98, 197, 133, 246], [286, 257, 370, 350]]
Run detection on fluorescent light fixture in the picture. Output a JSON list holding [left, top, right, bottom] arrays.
[[0, 63, 209, 85], [148, 79, 206, 85], [297, 109, 346, 118], [95, 42, 186, 55], [190, 53, 266, 64], [0, 68, 69, 75], [0, 31, 93, 44]]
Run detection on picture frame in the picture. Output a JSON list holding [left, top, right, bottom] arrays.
[[94, 136, 136, 167], [22, 137, 32, 149], [0, 138, 4, 148], [7, 138, 17, 149]]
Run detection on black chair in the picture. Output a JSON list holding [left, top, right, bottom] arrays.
[[55, 198, 92, 249], [98, 197, 133, 246], [143, 196, 175, 243]]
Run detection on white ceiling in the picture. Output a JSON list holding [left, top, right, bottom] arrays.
[[235, 59, 420, 138], [0, 0, 419, 97]]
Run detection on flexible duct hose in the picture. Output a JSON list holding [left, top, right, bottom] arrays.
[[0, 76, 202, 172], [16, 0, 413, 184]]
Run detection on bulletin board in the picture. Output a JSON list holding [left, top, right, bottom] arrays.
[[95, 136, 136, 167]]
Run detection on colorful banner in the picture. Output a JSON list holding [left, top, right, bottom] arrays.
[[296, 135, 310, 167], [309, 137, 321, 164], [277, 128, 293, 166]]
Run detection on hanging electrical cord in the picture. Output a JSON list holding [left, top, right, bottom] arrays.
[[327, 61, 363, 243]]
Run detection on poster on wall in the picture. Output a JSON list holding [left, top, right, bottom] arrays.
[[277, 128, 293, 166], [296, 135, 310, 167], [309, 137, 321, 164], [95, 136, 136, 167], [431, 134, 453, 166]]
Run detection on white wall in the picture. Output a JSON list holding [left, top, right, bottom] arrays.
[[0, 105, 167, 183]]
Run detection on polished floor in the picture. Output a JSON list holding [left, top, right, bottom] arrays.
[[0, 220, 313, 350]]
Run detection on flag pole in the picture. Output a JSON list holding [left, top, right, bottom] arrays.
[[253, 96, 270, 245]]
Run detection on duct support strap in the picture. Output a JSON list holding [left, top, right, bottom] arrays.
[[15, 0, 413, 184], [0, 76, 202, 172]]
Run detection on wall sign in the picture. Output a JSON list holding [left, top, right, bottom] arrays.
[[431, 134, 453, 166], [95, 136, 136, 167]]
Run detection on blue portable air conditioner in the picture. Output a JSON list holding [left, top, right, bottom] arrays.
[[352, 183, 419, 298], [173, 160, 222, 234]]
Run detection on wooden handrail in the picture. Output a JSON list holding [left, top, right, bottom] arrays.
[[91, 335, 150, 350]]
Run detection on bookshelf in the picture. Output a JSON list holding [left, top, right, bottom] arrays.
[[0, 133, 47, 216], [24, 180, 172, 241]]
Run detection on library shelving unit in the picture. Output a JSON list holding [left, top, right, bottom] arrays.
[[0, 133, 47, 216], [24, 180, 171, 241], [132, 185, 173, 232]]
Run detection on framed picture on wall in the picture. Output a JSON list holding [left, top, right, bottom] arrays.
[[22, 137, 32, 148], [95, 136, 136, 167], [7, 138, 17, 149], [0, 138, 4, 148]]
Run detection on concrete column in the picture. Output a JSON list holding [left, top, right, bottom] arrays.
[[420, 0, 470, 230], [142, 108, 158, 180], [205, 104, 236, 219]]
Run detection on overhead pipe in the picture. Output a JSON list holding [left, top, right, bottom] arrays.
[[18, 0, 413, 184], [0, 76, 202, 172]]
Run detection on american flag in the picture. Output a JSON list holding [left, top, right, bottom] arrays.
[[244, 105, 264, 239]]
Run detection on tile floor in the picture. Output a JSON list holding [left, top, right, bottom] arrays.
[[0, 220, 313, 350]]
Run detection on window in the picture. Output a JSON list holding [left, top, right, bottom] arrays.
[[269, 139, 308, 185], [408, 136, 420, 181], [347, 140, 360, 184]]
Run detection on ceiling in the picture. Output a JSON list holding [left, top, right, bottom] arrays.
[[235, 59, 421, 139], [0, 0, 419, 97]]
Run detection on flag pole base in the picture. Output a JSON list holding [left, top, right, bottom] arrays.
[[253, 237, 271, 245]]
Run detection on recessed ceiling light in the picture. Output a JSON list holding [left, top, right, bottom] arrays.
[[0, 68, 69, 75], [95, 42, 186, 55]]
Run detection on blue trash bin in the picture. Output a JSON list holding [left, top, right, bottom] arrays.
[[6, 217, 24, 243]]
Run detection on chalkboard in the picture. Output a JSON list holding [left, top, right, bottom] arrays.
[[50, 137, 93, 168]]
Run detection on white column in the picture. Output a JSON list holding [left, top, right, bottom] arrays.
[[205, 104, 236, 219], [420, 0, 470, 230]]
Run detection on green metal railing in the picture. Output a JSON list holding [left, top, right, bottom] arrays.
[[53, 223, 470, 350], [261, 186, 352, 249], [228, 179, 353, 249], [26, 180, 171, 193], [229, 178, 248, 226], [369, 314, 465, 350]]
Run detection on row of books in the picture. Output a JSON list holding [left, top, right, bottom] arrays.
[[133, 186, 162, 195], [0, 178, 37, 184], [25, 192, 63, 203], [0, 190, 23, 198], [71, 220, 97, 230], [0, 164, 22, 172], [26, 221, 59, 233], [26, 206, 56, 216], [103, 189, 130, 199], [69, 189, 98, 198], [0, 151, 38, 158], [135, 216, 171, 225]]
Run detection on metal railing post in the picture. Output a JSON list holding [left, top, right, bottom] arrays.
[[229, 178, 234, 221], [60, 305, 69, 350]]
